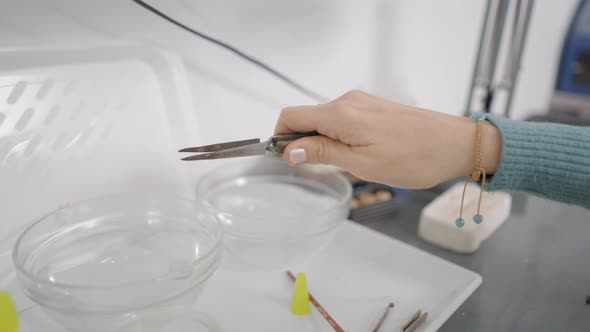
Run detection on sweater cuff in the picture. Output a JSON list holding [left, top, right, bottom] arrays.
[[483, 114, 590, 207], [483, 114, 526, 191]]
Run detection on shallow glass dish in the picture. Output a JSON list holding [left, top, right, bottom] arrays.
[[13, 193, 223, 332], [196, 158, 352, 268]]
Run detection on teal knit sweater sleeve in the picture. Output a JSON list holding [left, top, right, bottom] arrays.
[[484, 114, 590, 209]]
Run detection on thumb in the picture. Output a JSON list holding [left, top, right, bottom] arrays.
[[282, 136, 353, 168]]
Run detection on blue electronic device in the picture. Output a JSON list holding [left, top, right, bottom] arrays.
[[557, 0, 590, 96], [540, 0, 590, 123]]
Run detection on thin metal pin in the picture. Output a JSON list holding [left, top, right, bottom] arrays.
[[373, 302, 394, 332]]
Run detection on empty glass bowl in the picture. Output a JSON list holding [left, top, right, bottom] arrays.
[[196, 158, 352, 268], [13, 193, 223, 332]]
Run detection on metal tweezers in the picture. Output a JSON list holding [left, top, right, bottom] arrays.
[[179, 132, 318, 161], [401, 310, 428, 332]]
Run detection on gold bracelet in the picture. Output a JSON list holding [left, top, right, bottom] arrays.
[[455, 113, 487, 228]]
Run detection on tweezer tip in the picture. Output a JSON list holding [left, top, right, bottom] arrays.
[[388, 302, 394, 308]]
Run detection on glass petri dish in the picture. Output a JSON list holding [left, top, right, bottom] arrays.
[[197, 158, 351, 268], [115, 307, 221, 332], [18, 305, 66, 332], [13, 192, 223, 332], [18, 305, 221, 332]]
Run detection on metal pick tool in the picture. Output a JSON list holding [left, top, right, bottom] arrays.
[[373, 302, 394, 332]]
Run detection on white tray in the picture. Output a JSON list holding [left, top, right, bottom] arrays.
[[197, 221, 481, 332], [15, 221, 481, 332]]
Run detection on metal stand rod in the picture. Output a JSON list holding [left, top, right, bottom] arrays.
[[464, 0, 535, 118]]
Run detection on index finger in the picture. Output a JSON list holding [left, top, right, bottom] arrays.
[[274, 104, 333, 135]]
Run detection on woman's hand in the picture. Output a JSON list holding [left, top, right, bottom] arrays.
[[275, 90, 502, 189]]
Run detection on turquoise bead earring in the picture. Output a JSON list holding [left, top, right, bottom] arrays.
[[456, 113, 488, 228], [455, 218, 465, 228], [473, 214, 484, 224]]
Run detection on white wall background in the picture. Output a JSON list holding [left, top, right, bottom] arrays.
[[0, 0, 381, 142], [0, 0, 581, 135]]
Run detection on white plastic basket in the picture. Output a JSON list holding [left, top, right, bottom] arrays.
[[0, 42, 202, 311]]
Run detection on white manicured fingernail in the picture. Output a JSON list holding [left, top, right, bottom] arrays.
[[289, 148, 307, 164]]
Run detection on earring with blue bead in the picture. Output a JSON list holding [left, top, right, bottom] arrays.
[[455, 217, 465, 228], [455, 112, 488, 228], [455, 171, 487, 228], [473, 214, 483, 224]]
